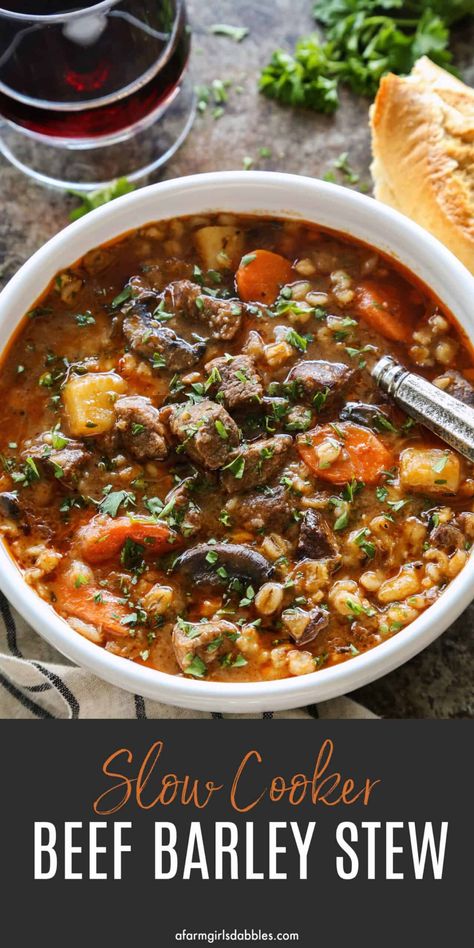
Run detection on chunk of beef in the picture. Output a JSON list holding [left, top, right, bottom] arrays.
[[288, 606, 329, 646], [163, 477, 203, 537], [220, 434, 292, 493], [204, 354, 263, 412], [433, 370, 474, 407], [123, 303, 206, 371], [163, 280, 243, 340], [24, 433, 90, 484], [114, 396, 169, 462], [226, 485, 292, 532], [172, 618, 240, 674], [170, 399, 240, 470], [430, 522, 465, 553], [285, 360, 354, 408], [297, 509, 340, 561]]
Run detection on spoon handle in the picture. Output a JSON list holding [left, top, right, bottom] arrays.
[[372, 355, 474, 463]]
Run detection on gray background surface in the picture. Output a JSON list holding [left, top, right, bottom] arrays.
[[0, 0, 472, 717]]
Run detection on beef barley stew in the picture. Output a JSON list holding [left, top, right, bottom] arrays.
[[1, 213, 473, 682]]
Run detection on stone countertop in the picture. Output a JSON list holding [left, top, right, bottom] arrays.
[[0, 1, 472, 718]]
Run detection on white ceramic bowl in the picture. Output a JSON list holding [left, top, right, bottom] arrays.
[[1, 171, 474, 712]]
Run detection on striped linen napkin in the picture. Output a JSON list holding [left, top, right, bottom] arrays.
[[0, 592, 377, 719]]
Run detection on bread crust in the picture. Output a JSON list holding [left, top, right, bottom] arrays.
[[370, 57, 474, 274]]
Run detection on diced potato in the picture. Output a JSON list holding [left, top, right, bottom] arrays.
[[194, 226, 244, 271], [399, 447, 460, 494], [63, 371, 126, 437]]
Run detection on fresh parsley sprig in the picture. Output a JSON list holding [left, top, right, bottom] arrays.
[[259, 1, 470, 113]]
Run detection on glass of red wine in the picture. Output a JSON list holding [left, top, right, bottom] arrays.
[[0, 1, 194, 190]]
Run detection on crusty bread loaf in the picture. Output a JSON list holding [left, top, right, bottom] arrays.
[[370, 57, 474, 274]]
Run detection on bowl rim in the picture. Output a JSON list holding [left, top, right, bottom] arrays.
[[1, 169, 474, 713]]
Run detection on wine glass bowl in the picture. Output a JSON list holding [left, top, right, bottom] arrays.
[[0, 1, 195, 189]]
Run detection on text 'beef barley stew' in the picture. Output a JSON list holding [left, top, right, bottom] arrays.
[[1, 213, 474, 682]]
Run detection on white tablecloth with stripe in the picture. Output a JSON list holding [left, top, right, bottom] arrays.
[[0, 593, 376, 719]]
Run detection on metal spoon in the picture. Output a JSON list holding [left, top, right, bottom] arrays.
[[372, 355, 474, 463]]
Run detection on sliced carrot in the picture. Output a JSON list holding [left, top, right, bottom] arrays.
[[297, 422, 393, 485], [77, 514, 178, 564], [52, 569, 131, 638], [235, 249, 293, 304], [462, 367, 474, 383], [354, 280, 414, 343]]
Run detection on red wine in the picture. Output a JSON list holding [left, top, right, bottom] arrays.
[[0, 2, 190, 140]]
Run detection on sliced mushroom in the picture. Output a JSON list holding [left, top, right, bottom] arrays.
[[0, 491, 20, 519], [173, 542, 273, 586], [339, 401, 391, 430]]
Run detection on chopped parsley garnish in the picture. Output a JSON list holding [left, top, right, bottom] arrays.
[[51, 462, 64, 479], [330, 479, 364, 531], [75, 311, 95, 327], [286, 329, 312, 352], [234, 369, 249, 384], [222, 455, 245, 479], [120, 538, 145, 571], [50, 426, 68, 450], [345, 344, 372, 366], [205, 366, 222, 389], [74, 574, 89, 589], [343, 479, 364, 503], [39, 372, 53, 388], [239, 585, 255, 607], [25, 457, 40, 481], [221, 653, 247, 669], [185, 654, 207, 678], [68, 177, 135, 222], [285, 408, 312, 432], [215, 419, 229, 440], [346, 598, 375, 618], [259, 3, 461, 115], [334, 508, 349, 531], [313, 388, 329, 412], [209, 23, 249, 42], [334, 152, 360, 185], [99, 489, 136, 518], [354, 528, 375, 560], [373, 414, 398, 434], [206, 636, 224, 653], [152, 300, 174, 322], [111, 285, 133, 309], [387, 498, 409, 513]]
